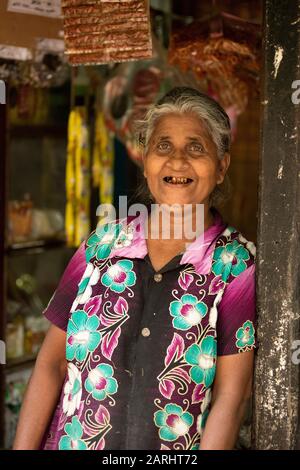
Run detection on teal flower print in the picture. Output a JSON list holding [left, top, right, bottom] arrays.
[[59, 416, 87, 450], [66, 311, 101, 362], [191, 444, 200, 450], [63, 363, 82, 417], [196, 409, 209, 436], [73, 264, 100, 307], [212, 240, 250, 282], [86, 222, 122, 262], [114, 225, 134, 249], [185, 336, 217, 388], [235, 320, 255, 350], [223, 226, 236, 237], [154, 404, 194, 441], [169, 294, 208, 330], [85, 364, 118, 401], [101, 259, 136, 293]]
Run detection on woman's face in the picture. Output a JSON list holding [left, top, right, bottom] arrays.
[[143, 113, 230, 207]]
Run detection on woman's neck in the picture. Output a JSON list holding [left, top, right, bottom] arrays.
[[146, 203, 215, 243]]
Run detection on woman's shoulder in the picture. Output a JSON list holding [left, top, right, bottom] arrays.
[[212, 209, 256, 262], [84, 216, 135, 263], [211, 223, 256, 284], [220, 224, 256, 260]]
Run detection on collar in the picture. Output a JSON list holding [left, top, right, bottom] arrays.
[[108, 207, 228, 275]]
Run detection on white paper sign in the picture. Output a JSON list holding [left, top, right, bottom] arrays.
[[0, 44, 33, 61], [7, 0, 62, 18]]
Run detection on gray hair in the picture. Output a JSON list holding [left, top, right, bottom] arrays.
[[135, 86, 232, 208]]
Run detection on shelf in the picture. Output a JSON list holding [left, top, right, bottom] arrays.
[[0, 82, 72, 449], [10, 125, 67, 139], [5, 238, 67, 255], [5, 353, 37, 372]]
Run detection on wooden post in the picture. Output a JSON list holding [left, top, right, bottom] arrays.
[[252, 0, 300, 450], [0, 81, 7, 447]]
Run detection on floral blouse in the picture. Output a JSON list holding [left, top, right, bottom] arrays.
[[41, 208, 257, 450]]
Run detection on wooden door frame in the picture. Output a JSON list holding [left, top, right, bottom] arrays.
[[0, 81, 7, 448], [0, 0, 299, 450], [252, 0, 300, 450]]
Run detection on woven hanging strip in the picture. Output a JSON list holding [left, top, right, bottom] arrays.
[[169, 12, 261, 114], [62, 0, 152, 65]]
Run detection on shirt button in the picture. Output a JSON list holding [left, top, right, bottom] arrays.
[[154, 273, 163, 282], [141, 327, 151, 337]]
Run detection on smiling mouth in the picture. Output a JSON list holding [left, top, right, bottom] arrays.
[[163, 176, 194, 185]]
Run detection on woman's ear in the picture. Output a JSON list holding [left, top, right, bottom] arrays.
[[217, 152, 230, 184], [143, 161, 147, 179]]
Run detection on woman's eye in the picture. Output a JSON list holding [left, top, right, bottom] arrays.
[[188, 143, 204, 153], [157, 142, 171, 152]]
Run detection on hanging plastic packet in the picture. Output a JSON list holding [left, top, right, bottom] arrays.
[[168, 12, 261, 116], [65, 106, 91, 247], [92, 110, 114, 211], [62, 0, 152, 66]]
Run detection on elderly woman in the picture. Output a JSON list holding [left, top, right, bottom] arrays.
[[14, 87, 256, 450]]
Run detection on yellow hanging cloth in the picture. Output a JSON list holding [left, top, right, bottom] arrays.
[[65, 107, 91, 247], [92, 111, 114, 225]]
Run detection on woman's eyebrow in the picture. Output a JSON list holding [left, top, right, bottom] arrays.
[[186, 135, 205, 141], [150, 135, 171, 145]]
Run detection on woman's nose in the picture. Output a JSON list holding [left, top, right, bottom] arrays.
[[167, 149, 189, 168]]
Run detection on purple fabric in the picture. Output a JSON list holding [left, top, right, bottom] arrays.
[[108, 209, 228, 274], [43, 211, 256, 346], [41, 210, 257, 450], [180, 209, 227, 274], [42, 242, 86, 332], [217, 264, 256, 355]]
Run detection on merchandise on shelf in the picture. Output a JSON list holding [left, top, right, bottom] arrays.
[[30, 209, 65, 241], [5, 368, 32, 449], [8, 194, 65, 244], [9, 85, 49, 124], [7, 314, 49, 360], [24, 315, 49, 355], [6, 271, 51, 361], [6, 315, 24, 360], [7, 194, 33, 244]]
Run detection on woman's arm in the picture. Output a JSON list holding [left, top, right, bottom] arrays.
[[13, 324, 67, 450], [199, 350, 254, 450]]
